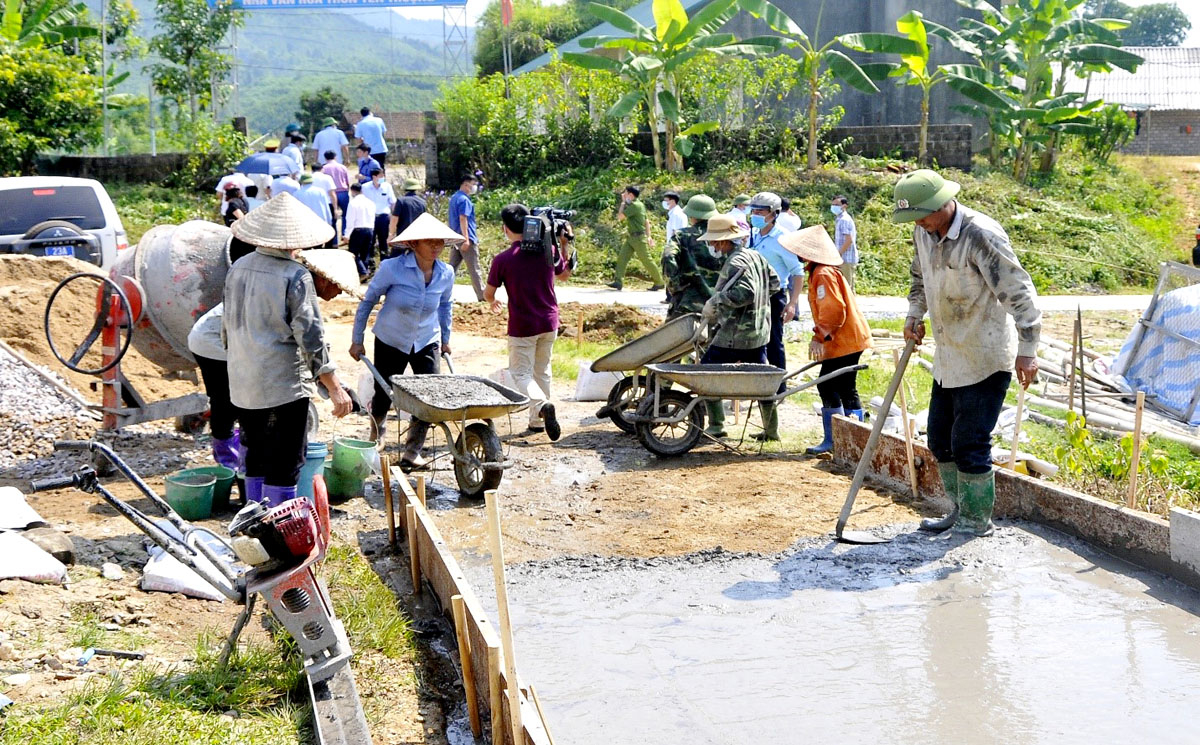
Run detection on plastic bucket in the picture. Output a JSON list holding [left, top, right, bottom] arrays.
[[297, 441, 328, 504], [164, 472, 216, 520], [324, 456, 366, 501], [184, 466, 235, 513], [332, 437, 375, 481]]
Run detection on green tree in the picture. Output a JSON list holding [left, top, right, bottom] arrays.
[[0, 0, 97, 47], [295, 86, 348, 139], [148, 0, 240, 120], [564, 0, 780, 171], [474, 0, 640, 77], [1123, 3, 1191, 46], [0, 44, 101, 173]]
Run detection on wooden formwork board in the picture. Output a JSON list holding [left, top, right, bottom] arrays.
[[392, 475, 551, 745]]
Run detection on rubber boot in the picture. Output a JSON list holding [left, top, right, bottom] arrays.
[[400, 420, 431, 472], [211, 432, 240, 470], [262, 484, 297, 509], [703, 401, 726, 437], [954, 469, 996, 537], [845, 408, 865, 422], [752, 402, 780, 441], [243, 476, 265, 505], [919, 462, 960, 532], [805, 407, 842, 454]]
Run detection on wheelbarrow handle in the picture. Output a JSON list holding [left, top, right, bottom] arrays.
[[441, 351, 455, 375], [359, 356, 393, 402]]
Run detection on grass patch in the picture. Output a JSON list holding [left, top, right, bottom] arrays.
[[323, 544, 415, 660], [108, 183, 214, 246]]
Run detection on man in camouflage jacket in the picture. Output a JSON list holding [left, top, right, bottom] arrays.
[[661, 194, 725, 318]]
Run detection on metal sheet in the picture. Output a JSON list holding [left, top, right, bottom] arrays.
[[590, 314, 702, 373]]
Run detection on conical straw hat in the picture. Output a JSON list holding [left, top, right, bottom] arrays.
[[296, 249, 364, 298], [231, 192, 335, 251], [389, 212, 466, 246], [778, 225, 843, 266]]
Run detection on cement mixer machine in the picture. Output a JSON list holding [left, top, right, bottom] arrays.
[[44, 221, 230, 433]]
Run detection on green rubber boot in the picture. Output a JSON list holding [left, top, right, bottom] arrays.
[[954, 469, 996, 537], [919, 461, 960, 532], [752, 402, 780, 441], [704, 400, 726, 437]]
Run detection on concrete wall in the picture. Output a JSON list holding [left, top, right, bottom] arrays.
[[828, 124, 973, 170], [1126, 109, 1200, 156], [34, 153, 190, 184]]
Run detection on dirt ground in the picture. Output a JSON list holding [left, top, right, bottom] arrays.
[[1040, 309, 1141, 357]]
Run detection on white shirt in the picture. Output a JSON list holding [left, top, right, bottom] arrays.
[[776, 211, 802, 233], [345, 193, 375, 232], [271, 176, 299, 197], [361, 180, 396, 215], [188, 304, 226, 361], [665, 205, 687, 244], [245, 196, 265, 211], [282, 144, 304, 173], [311, 126, 349, 163], [215, 173, 253, 214], [310, 170, 336, 199]]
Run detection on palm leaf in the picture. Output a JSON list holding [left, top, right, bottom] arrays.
[[825, 49, 880, 94]]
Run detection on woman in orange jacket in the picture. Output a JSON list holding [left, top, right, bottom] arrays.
[[780, 226, 871, 454]]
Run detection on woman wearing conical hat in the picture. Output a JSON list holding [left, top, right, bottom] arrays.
[[350, 212, 462, 471], [222, 194, 357, 507], [779, 225, 871, 455]]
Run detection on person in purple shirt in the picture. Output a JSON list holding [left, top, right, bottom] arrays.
[[484, 203, 574, 441]]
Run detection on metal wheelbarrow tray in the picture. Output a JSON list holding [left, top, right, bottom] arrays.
[[590, 313, 703, 373], [390, 374, 529, 421], [646, 363, 789, 399]]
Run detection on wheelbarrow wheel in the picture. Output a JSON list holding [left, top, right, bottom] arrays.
[[605, 374, 647, 434], [635, 389, 703, 457], [454, 422, 503, 498]]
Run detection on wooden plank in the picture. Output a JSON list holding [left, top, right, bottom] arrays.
[[405, 504, 420, 593], [451, 595, 482, 737], [1128, 391, 1146, 508], [485, 489, 523, 745]]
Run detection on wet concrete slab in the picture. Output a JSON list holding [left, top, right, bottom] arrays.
[[469, 522, 1200, 745]]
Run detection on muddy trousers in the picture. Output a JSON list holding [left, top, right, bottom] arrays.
[[240, 397, 309, 488], [448, 244, 486, 300], [614, 234, 664, 286], [816, 351, 863, 411], [194, 354, 242, 440], [508, 331, 556, 428], [927, 371, 1011, 474]]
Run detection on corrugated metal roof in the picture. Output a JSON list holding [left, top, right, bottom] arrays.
[[1065, 46, 1200, 111]]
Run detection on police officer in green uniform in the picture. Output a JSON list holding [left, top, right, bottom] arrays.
[[610, 185, 665, 291], [661, 194, 725, 318]]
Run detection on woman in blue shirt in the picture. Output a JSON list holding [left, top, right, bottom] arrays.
[[350, 212, 462, 470]]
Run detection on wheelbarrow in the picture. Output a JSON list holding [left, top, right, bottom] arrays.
[[630, 360, 868, 457], [590, 313, 706, 433]]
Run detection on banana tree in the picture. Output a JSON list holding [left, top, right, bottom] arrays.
[[735, 0, 885, 170], [1, 0, 97, 48], [564, 0, 779, 171], [840, 11, 1016, 163]]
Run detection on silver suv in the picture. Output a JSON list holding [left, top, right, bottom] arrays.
[[0, 176, 129, 269]]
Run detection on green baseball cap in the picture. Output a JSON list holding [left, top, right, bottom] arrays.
[[731, 193, 752, 206], [891, 168, 960, 223], [683, 194, 719, 220], [402, 177, 422, 191], [321, 117, 338, 128]]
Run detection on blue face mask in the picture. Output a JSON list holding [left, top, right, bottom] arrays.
[[830, 205, 843, 216], [749, 214, 767, 229]]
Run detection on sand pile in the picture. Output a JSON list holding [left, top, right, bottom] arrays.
[[452, 301, 658, 343]]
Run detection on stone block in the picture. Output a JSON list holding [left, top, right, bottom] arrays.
[[1170, 507, 1200, 579]]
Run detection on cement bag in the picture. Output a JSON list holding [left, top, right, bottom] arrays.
[[141, 520, 235, 602], [0, 531, 67, 584], [574, 363, 623, 402], [0, 487, 48, 530]]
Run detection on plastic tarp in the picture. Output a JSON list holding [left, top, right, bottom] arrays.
[[1111, 284, 1200, 425]]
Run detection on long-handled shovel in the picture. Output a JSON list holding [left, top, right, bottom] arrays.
[[835, 338, 917, 545]]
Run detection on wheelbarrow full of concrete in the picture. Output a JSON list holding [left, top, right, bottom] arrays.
[[389, 374, 529, 498], [590, 313, 705, 434], [630, 360, 867, 457]]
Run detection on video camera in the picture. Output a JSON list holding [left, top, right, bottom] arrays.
[[521, 206, 579, 270]]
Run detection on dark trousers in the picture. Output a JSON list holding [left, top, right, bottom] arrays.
[[372, 339, 441, 420], [336, 191, 349, 236], [927, 370, 1011, 475], [240, 398, 309, 487], [816, 351, 863, 410], [373, 213, 391, 268], [349, 227, 373, 276], [372, 151, 387, 171], [701, 345, 767, 365], [767, 289, 787, 392], [195, 354, 241, 440]]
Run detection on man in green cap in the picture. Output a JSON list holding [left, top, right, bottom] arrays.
[[311, 117, 349, 165], [389, 177, 426, 253], [661, 194, 725, 319], [610, 185, 664, 292], [894, 168, 1041, 537], [728, 193, 752, 221]]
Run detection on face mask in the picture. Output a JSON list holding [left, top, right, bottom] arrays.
[[707, 245, 722, 259], [661, 200, 671, 210], [830, 205, 843, 215], [749, 214, 767, 229]]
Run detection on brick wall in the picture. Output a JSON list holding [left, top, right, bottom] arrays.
[[1125, 109, 1200, 156], [828, 124, 973, 170], [34, 153, 191, 183]]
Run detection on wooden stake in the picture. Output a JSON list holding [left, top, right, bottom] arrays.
[[405, 503, 420, 593], [1127, 390, 1146, 508], [486, 644, 503, 741], [892, 348, 919, 498], [1067, 317, 1078, 414], [529, 684, 557, 745], [732, 400, 740, 424], [1008, 384, 1026, 471], [451, 595, 482, 737], [416, 475, 427, 508], [380, 456, 396, 549], [484, 489, 523, 745], [576, 311, 585, 350], [1078, 307, 1087, 420]]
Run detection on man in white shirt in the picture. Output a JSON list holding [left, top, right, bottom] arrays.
[[283, 134, 306, 172], [360, 168, 396, 273], [662, 191, 687, 245], [215, 172, 254, 217], [311, 118, 349, 164], [776, 198, 802, 233], [309, 166, 338, 235], [354, 107, 388, 171], [344, 182, 376, 280], [270, 172, 300, 198]]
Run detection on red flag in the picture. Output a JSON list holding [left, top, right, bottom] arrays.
[[501, 0, 513, 27]]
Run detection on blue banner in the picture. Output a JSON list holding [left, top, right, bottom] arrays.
[[212, 0, 464, 8]]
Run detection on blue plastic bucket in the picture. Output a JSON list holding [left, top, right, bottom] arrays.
[[296, 441, 328, 504]]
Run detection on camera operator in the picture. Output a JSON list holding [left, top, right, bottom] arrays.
[[484, 203, 575, 442]]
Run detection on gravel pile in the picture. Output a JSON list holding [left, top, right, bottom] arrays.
[[0, 347, 97, 470], [392, 375, 517, 410]]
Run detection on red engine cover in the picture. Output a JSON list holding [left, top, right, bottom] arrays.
[[263, 499, 318, 561]]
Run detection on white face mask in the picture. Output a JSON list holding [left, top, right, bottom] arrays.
[[662, 200, 671, 210]]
